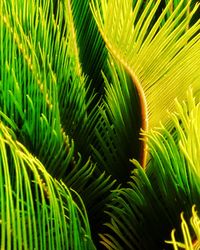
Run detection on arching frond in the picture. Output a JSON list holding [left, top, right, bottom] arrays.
[[91, 0, 200, 166], [99, 89, 200, 249], [0, 121, 95, 249], [0, 1, 116, 244], [2, 0, 200, 248], [92, 58, 141, 182], [67, 0, 108, 97]]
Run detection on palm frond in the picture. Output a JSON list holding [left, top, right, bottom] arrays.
[[0, 1, 117, 244], [0, 0, 75, 187], [172, 88, 200, 177], [91, 0, 200, 166], [2, 0, 200, 249], [68, 0, 108, 97], [99, 89, 200, 249], [92, 58, 141, 182], [0, 121, 95, 249], [166, 205, 200, 250]]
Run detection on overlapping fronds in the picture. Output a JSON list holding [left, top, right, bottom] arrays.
[[172, 88, 200, 178], [91, 0, 200, 128], [67, 0, 108, 96], [1, 0, 200, 249], [0, 0, 116, 241], [166, 205, 200, 250], [0, 0, 74, 173], [91, 0, 200, 166], [92, 58, 141, 181], [99, 89, 200, 249], [0, 0, 93, 161], [0, 122, 95, 249], [61, 0, 145, 182]]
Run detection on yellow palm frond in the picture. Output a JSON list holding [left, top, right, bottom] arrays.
[[91, 0, 200, 166]]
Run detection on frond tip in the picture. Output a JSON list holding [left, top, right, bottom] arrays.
[[172, 87, 200, 177], [165, 205, 200, 250]]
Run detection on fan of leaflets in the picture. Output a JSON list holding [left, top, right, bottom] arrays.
[[166, 205, 200, 250], [91, 0, 200, 166], [0, 122, 95, 250], [99, 89, 200, 249]]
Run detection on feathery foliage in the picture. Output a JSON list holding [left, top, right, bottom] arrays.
[[0, 122, 95, 249], [166, 205, 200, 250], [91, 0, 200, 166], [0, 0, 115, 246], [99, 90, 200, 249], [1, 0, 200, 249]]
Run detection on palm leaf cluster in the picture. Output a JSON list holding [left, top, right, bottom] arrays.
[[0, 122, 94, 249], [0, 0, 200, 249], [99, 89, 200, 249], [166, 205, 200, 249]]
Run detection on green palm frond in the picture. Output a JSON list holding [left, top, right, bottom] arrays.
[[0, 0, 116, 244], [92, 58, 141, 182], [91, 0, 200, 166], [166, 205, 200, 250], [99, 89, 200, 249], [1, 0, 65, 151], [1, 0, 200, 249], [0, 0, 75, 189], [0, 121, 95, 249], [68, 0, 108, 97]]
